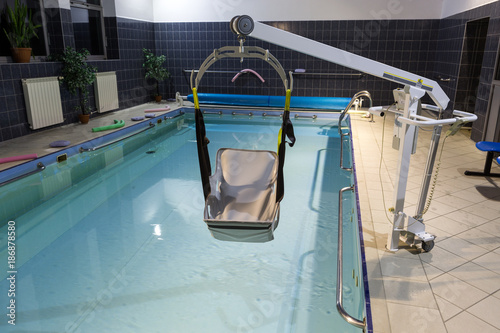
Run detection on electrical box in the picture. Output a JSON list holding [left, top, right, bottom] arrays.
[[392, 88, 419, 154]]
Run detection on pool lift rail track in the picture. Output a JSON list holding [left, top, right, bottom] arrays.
[[230, 14, 477, 331]]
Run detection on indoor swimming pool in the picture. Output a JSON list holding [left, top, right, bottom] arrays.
[[0, 109, 369, 332]]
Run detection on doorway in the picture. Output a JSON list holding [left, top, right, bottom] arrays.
[[485, 38, 500, 143], [454, 17, 490, 118]]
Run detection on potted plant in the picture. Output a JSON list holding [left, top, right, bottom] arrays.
[[143, 48, 171, 102], [56, 47, 97, 124], [2, 0, 41, 63]]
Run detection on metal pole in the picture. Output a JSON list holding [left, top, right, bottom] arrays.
[[414, 126, 442, 219]]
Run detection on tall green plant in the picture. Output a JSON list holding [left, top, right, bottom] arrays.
[[143, 48, 170, 97], [57, 47, 97, 115], [3, 0, 40, 48]]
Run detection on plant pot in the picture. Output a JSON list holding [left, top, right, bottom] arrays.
[[11, 48, 32, 63], [155, 95, 162, 103], [79, 114, 90, 124]]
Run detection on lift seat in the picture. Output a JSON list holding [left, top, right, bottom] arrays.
[[204, 148, 280, 228]]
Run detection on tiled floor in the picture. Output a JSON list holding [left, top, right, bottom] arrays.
[[0, 101, 179, 171], [1, 104, 499, 332], [351, 112, 500, 333]]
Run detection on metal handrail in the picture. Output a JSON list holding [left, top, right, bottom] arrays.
[[0, 162, 45, 187], [397, 109, 477, 127], [203, 110, 223, 115], [79, 122, 155, 153], [337, 185, 366, 330], [291, 72, 365, 77], [294, 114, 317, 119], [340, 132, 352, 172], [232, 111, 253, 116], [339, 91, 373, 172], [184, 69, 241, 74], [338, 90, 373, 135], [164, 111, 185, 120], [262, 112, 282, 117]]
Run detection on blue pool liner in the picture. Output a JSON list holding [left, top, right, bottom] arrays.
[[187, 93, 351, 110]]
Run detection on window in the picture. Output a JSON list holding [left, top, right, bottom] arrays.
[[70, 0, 106, 58], [0, 0, 48, 59]]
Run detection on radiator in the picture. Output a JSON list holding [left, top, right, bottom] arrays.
[[95, 72, 119, 113], [22, 77, 64, 130]]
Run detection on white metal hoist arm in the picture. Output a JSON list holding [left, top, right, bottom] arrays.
[[230, 15, 450, 111], [230, 15, 476, 254]]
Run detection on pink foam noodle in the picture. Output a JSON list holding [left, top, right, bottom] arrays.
[[144, 105, 171, 112], [0, 154, 38, 164], [232, 69, 265, 83]]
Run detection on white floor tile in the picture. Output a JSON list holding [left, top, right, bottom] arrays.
[[461, 202, 500, 221], [382, 276, 437, 308], [433, 194, 476, 211], [423, 226, 452, 244], [473, 252, 500, 275], [427, 200, 469, 217], [456, 226, 500, 251], [386, 303, 447, 333], [348, 114, 500, 332], [425, 215, 473, 236], [446, 311, 500, 333], [477, 219, 500, 235], [379, 255, 427, 281], [420, 246, 468, 272], [448, 261, 500, 294], [422, 262, 446, 281], [468, 296, 500, 329], [429, 273, 488, 309], [435, 295, 462, 321], [445, 209, 490, 228], [369, 297, 392, 333], [436, 237, 489, 261]]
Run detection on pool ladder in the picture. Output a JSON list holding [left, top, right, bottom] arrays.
[[338, 185, 367, 331], [338, 91, 373, 172]]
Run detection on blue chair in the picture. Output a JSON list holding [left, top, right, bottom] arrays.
[[464, 141, 500, 177]]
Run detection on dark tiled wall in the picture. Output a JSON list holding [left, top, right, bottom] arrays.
[[44, 8, 66, 55], [115, 18, 156, 108], [45, 8, 75, 54], [455, 18, 489, 115], [435, 3, 500, 141], [1, 63, 62, 140], [3, 3, 500, 143], [0, 16, 156, 142], [105, 17, 119, 60], [158, 20, 439, 106]]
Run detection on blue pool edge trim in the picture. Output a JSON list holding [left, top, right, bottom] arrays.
[[0, 110, 187, 185], [0, 107, 342, 185], [187, 93, 352, 110], [349, 115, 374, 333]]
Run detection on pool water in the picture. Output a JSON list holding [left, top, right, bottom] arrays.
[[0, 112, 366, 332]]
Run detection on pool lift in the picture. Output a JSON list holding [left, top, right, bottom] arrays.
[[227, 15, 477, 253], [223, 16, 478, 331], [191, 41, 296, 243]]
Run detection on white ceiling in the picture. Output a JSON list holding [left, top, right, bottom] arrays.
[[108, 0, 499, 22]]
